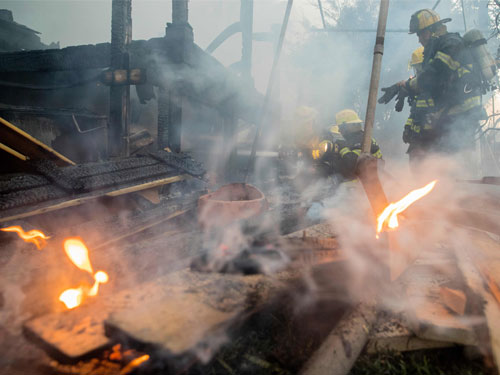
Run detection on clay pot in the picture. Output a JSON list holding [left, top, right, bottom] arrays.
[[197, 183, 268, 228]]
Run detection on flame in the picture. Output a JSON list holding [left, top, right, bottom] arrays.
[[120, 354, 150, 375], [63, 238, 93, 274], [59, 287, 84, 309], [1, 225, 50, 249], [88, 270, 109, 296], [376, 180, 437, 236], [59, 238, 109, 309]]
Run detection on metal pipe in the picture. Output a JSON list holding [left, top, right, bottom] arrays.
[[362, 0, 390, 153], [432, 0, 441, 10], [244, 0, 293, 182]]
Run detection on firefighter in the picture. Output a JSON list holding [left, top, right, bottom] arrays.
[[334, 109, 383, 180], [404, 46, 436, 172], [310, 124, 343, 176], [399, 9, 483, 153]]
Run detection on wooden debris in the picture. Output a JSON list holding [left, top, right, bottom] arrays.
[[0, 116, 74, 166], [402, 264, 476, 346], [454, 228, 500, 370], [24, 303, 111, 362], [366, 317, 454, 353], [440, 287, 466, 315], [104, 269, 288, 357]]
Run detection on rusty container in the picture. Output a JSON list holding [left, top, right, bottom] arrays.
[[197, 183, 268, 228]]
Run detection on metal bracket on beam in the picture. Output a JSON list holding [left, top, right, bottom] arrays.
[[100, 69, 146, 86]]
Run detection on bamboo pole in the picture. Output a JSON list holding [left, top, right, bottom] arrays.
[[357, 0, 390, 217], [361, 0, 389, 153]]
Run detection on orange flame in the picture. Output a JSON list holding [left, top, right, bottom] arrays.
[[377, 180, 437, 236], [59, 238, 109, 309], [1, 225, 50, 249], [59, 287, 84, 309], [88, 270, 109, 296], [63, 238, 93, 274], [120, 354, 150, 375]]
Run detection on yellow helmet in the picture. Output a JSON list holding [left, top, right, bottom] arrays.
[[335, 109, 362, 125], [335, 109, 363, 135], [409, 46, 424, 67], [329, 125, 344, 141], [409, 9, 451, 34]]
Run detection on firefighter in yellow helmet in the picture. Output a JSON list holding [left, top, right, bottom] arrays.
[[334, 109, 383, 180], [397, 9, 483, 153]]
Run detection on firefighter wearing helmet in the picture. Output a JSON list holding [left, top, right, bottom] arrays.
[[334, 109, 383, 180], [404, 46, 437, 173], [385, 9, 483, 154]]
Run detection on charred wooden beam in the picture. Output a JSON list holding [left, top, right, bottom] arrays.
[[0, 116, 74, 166], [0, 43, 111, 72], [172, 0, 189, 24], [108, 0, 132, 157]]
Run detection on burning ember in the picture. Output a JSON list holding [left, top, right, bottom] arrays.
[[59, 238, 109, 309], [376, 180, 437, 237], [1, 225, 50, 249], [120, 354, 150, 375]]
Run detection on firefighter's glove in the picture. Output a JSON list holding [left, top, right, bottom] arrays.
[[378, 83, 399, 104], [395, 90, 408, 112], [402, 125, 412, 144]]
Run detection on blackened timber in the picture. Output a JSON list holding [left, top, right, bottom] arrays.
[[109, 0, 132, 157], [0, 151, 204, 217], [172, 0, 189, 24], [0, 44, 111, 72], [0, 40, 266, 124], [147, 150, 205, 177]]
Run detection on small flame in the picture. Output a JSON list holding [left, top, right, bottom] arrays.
[[59, 287, 84, 309], [63, 238, 93, 274], [88, 270, 109, 296], [120, 354, 150, 375], [1, 225, 50, 249], [60, 238, 109, 309], [376, 180, 437, 236]]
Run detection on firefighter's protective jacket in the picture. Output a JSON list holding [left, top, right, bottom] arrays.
[[408, 32, 482, 117], [405, 91, 436, 143], [338, 131, 382, 179]]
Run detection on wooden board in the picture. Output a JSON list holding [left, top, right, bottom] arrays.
[[454, 229, 500, 371], [366, 317, 454, 353], [23, 303, 111, 362], [0, 116, 74, 166], [401, 264, 476, 346], [104, 269, 287, 358]]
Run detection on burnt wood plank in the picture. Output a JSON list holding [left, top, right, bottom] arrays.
[[0, 44, 111, 72]]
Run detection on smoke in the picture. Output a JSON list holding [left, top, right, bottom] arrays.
[[1, 0, 499, 371]]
